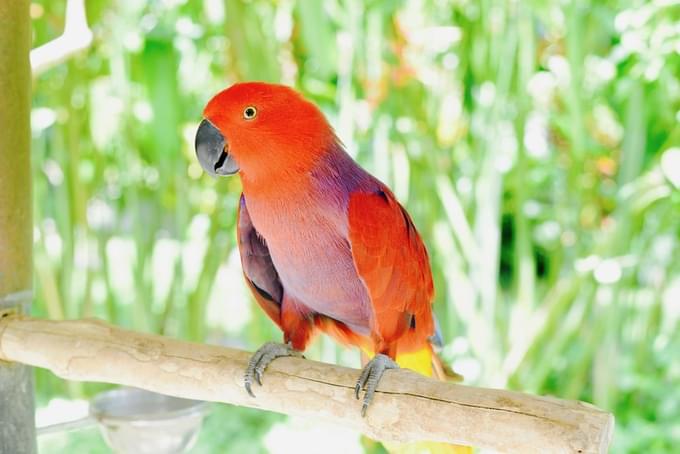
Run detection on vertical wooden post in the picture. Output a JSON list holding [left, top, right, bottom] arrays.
[[0, 0, 37, 453]]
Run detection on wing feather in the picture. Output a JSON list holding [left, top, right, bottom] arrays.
[[348, 187, 434, 351], [237, 194, 283, 326]]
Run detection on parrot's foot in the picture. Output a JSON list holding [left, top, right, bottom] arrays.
[[244, 341, 303, 397], [354, 354, 399, 417]]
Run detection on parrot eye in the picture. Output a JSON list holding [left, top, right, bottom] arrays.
[[243, 106, 257, 120]]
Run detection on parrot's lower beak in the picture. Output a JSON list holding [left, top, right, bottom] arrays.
[[195, 119, 239, 176]]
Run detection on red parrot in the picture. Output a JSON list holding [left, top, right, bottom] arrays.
[[194, 83, 462, 433]]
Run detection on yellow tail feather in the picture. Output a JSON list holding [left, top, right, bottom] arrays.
[[394, 347, 434, 376]]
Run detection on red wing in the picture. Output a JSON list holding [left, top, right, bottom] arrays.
[[237, 194, 283, 327], [348, 187, 434, 351]]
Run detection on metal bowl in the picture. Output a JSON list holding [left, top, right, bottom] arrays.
[[89, 388, 209, 454]]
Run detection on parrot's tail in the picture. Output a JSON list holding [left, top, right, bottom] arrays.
[[395, 342, 463, 382]]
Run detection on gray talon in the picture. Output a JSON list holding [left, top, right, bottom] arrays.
[[245, 380, 255, 398], [244, 342, 302, 397], [354, 353, 399, 417], [355, 364, 371, 400]]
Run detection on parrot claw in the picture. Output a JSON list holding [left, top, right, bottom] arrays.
[[354, 354, 399, 417], [244, 342, 303, 397]]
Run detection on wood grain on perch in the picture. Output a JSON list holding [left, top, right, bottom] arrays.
[[0, 315, 614, 453]]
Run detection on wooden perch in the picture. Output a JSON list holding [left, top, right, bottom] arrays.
[[0, 315, 613, 453]]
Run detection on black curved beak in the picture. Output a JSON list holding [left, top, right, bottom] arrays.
[[195, 119, 239, 176]]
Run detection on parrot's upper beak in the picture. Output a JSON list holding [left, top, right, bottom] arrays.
[[195, 119, 239, 176]]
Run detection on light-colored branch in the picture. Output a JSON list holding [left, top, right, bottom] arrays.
[[0, 316, 614, 453], [31, 0, 92, 76]]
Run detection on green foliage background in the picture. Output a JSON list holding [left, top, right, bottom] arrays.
[[30, 0, 679, 452]]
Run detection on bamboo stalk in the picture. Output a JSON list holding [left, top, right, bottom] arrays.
[[0, 316, 613, 453], [0, 0, 36, 452]]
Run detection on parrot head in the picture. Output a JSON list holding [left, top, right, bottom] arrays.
[[195, 82, 335, 182]]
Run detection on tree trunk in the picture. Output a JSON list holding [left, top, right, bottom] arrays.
[[0, 0, 36, 453]]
